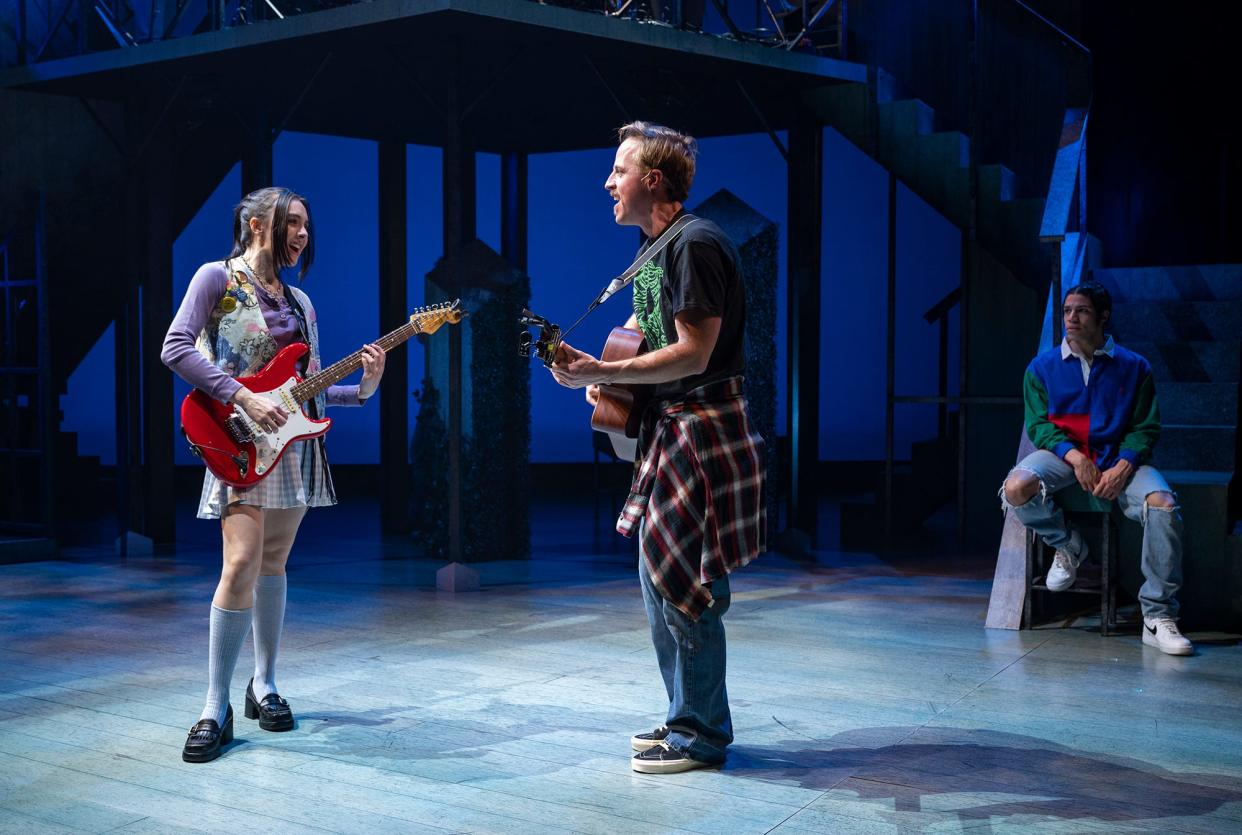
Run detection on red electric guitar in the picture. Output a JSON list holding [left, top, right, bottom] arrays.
[[182, 300, 464, 487]]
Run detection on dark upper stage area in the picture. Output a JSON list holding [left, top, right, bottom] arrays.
[[2, 0, 865, 152]]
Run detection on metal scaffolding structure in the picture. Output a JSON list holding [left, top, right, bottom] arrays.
[[1, 0, 860, 556]]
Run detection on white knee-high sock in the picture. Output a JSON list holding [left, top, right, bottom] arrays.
[[252, 574, 287, 701], [200, 605, 251, 726]]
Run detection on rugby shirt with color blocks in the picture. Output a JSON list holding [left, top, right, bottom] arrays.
[[1023, 336, 1160, 470]]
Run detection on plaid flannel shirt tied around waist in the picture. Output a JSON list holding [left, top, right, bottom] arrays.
[[617, 376, 766, 621]]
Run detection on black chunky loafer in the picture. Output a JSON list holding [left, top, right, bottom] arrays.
[[182, 705, 233, 763], [245, 678, 294, 732]]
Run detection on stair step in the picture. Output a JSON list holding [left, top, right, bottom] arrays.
[[923, 131, 970, 169], [979, 163, 1015, 202], [874, 67, 901, 104], [910, 136, 970, 222], [1158, 382, 1239, 425], [1093, 264, 1242, 302], [1123, 340, 1241, 383], [1108, 300, 1242, 343], [877, 100, 936, 190], [879, 99, 935, 136], [979, 197, 1047, 287], [1149, 424, 1236, 473]]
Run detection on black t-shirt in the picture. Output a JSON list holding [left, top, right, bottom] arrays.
[[631, 214, 746, 399]]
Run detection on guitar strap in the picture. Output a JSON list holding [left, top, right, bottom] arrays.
[[592, 214, 702, 308], [280, 283, 320, 418], [548, 214, 703, 352], [276, 280, 330, 497]]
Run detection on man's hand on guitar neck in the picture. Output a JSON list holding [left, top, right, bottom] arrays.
[[550, 343, 608, 390], [233, 387, 288, 434]]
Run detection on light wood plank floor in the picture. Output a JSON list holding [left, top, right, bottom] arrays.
[[2, 504, 1241, 834]]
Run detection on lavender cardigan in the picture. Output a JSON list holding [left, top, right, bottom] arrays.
[[161, 261, 360, 406]]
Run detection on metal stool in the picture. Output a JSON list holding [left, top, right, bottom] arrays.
[[1023, 486, 1119, 635]]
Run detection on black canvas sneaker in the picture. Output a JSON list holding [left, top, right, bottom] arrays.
[[631, 725, 670, 752], [631, 741, 712, 774]]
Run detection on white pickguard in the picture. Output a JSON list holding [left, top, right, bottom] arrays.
[[230, 377, 328, 476]]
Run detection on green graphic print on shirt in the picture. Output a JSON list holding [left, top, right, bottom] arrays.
[[632, 260, 669, 349]]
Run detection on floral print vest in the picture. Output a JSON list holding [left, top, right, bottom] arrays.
[[194, 263, 329, 419]]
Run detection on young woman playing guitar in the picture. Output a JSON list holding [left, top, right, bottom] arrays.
[[161, 187, 385, 763]]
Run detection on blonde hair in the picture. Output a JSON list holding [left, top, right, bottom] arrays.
[[617, 121, 698, 203]]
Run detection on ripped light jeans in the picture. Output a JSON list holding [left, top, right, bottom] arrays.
[[1001, 449, 1184, 619]]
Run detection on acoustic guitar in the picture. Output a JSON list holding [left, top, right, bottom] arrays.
[[589, 327, 651, 461], [182, 300, 463, 487]]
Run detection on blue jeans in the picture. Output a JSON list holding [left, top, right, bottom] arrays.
[[638, 522, 733, 764], [1001, 449, 1183, 619]]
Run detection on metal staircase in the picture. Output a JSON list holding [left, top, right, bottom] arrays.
[[768, 0, 1093, 548], [0, 194, 56, 560]]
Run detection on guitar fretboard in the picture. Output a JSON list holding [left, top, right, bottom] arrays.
[[291, 304, 458, 403]]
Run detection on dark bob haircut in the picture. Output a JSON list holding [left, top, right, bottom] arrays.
[[229, 187, 315, 280]]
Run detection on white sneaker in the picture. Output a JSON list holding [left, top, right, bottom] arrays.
[[1142, 617, 1194, 656], [1045, 535, 1087, 592]]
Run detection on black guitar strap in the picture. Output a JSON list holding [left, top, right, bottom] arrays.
[[280, 283, 319, 418], [277, 281, 332, 498]]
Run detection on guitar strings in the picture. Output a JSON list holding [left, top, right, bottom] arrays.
[[291, 303, 454, 403]]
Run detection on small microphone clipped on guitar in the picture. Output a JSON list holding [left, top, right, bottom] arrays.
[[518, 309, 564, 368]]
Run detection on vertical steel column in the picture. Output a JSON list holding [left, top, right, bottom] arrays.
[[378, 140, 410, 534], [18, 0, 28, 64], [76, 0, 88, 55], [116, 101, 144, 553], [35, 192, 53, 537], [114, 98, 177, 549], [958, 0, 980, 545], [209, 0, 226, 30], [883, 171, 896, 545], [442, 56, 475, 564], [141, 125, 176, 544], [501, 152, 528, 272], [785, 113, 822, 541], [241, 106, 273, 197]]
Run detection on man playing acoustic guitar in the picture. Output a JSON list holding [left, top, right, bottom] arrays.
[[550, 122, 765, 773]]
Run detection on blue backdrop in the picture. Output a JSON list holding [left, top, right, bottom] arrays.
[[62, 128, 960, 466]]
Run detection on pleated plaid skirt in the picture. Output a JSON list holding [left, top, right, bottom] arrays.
[[197, 438, 338, 520]]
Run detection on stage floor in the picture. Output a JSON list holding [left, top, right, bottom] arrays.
[[2, 501, 1241, 833]]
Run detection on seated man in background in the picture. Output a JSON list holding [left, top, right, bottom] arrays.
[[999, 280, 1193, 655]]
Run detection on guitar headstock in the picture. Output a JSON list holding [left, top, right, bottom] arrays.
[[518, 309, 563, 369], [411, 300, 465, 334]]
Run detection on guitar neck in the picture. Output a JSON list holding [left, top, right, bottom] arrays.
[[291, 318, 423, 403]]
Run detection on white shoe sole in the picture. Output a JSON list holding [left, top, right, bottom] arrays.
[[631, 755, 712, 774], [1045, 576, 1075, 592], [1142, 629, 1194, 656]]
